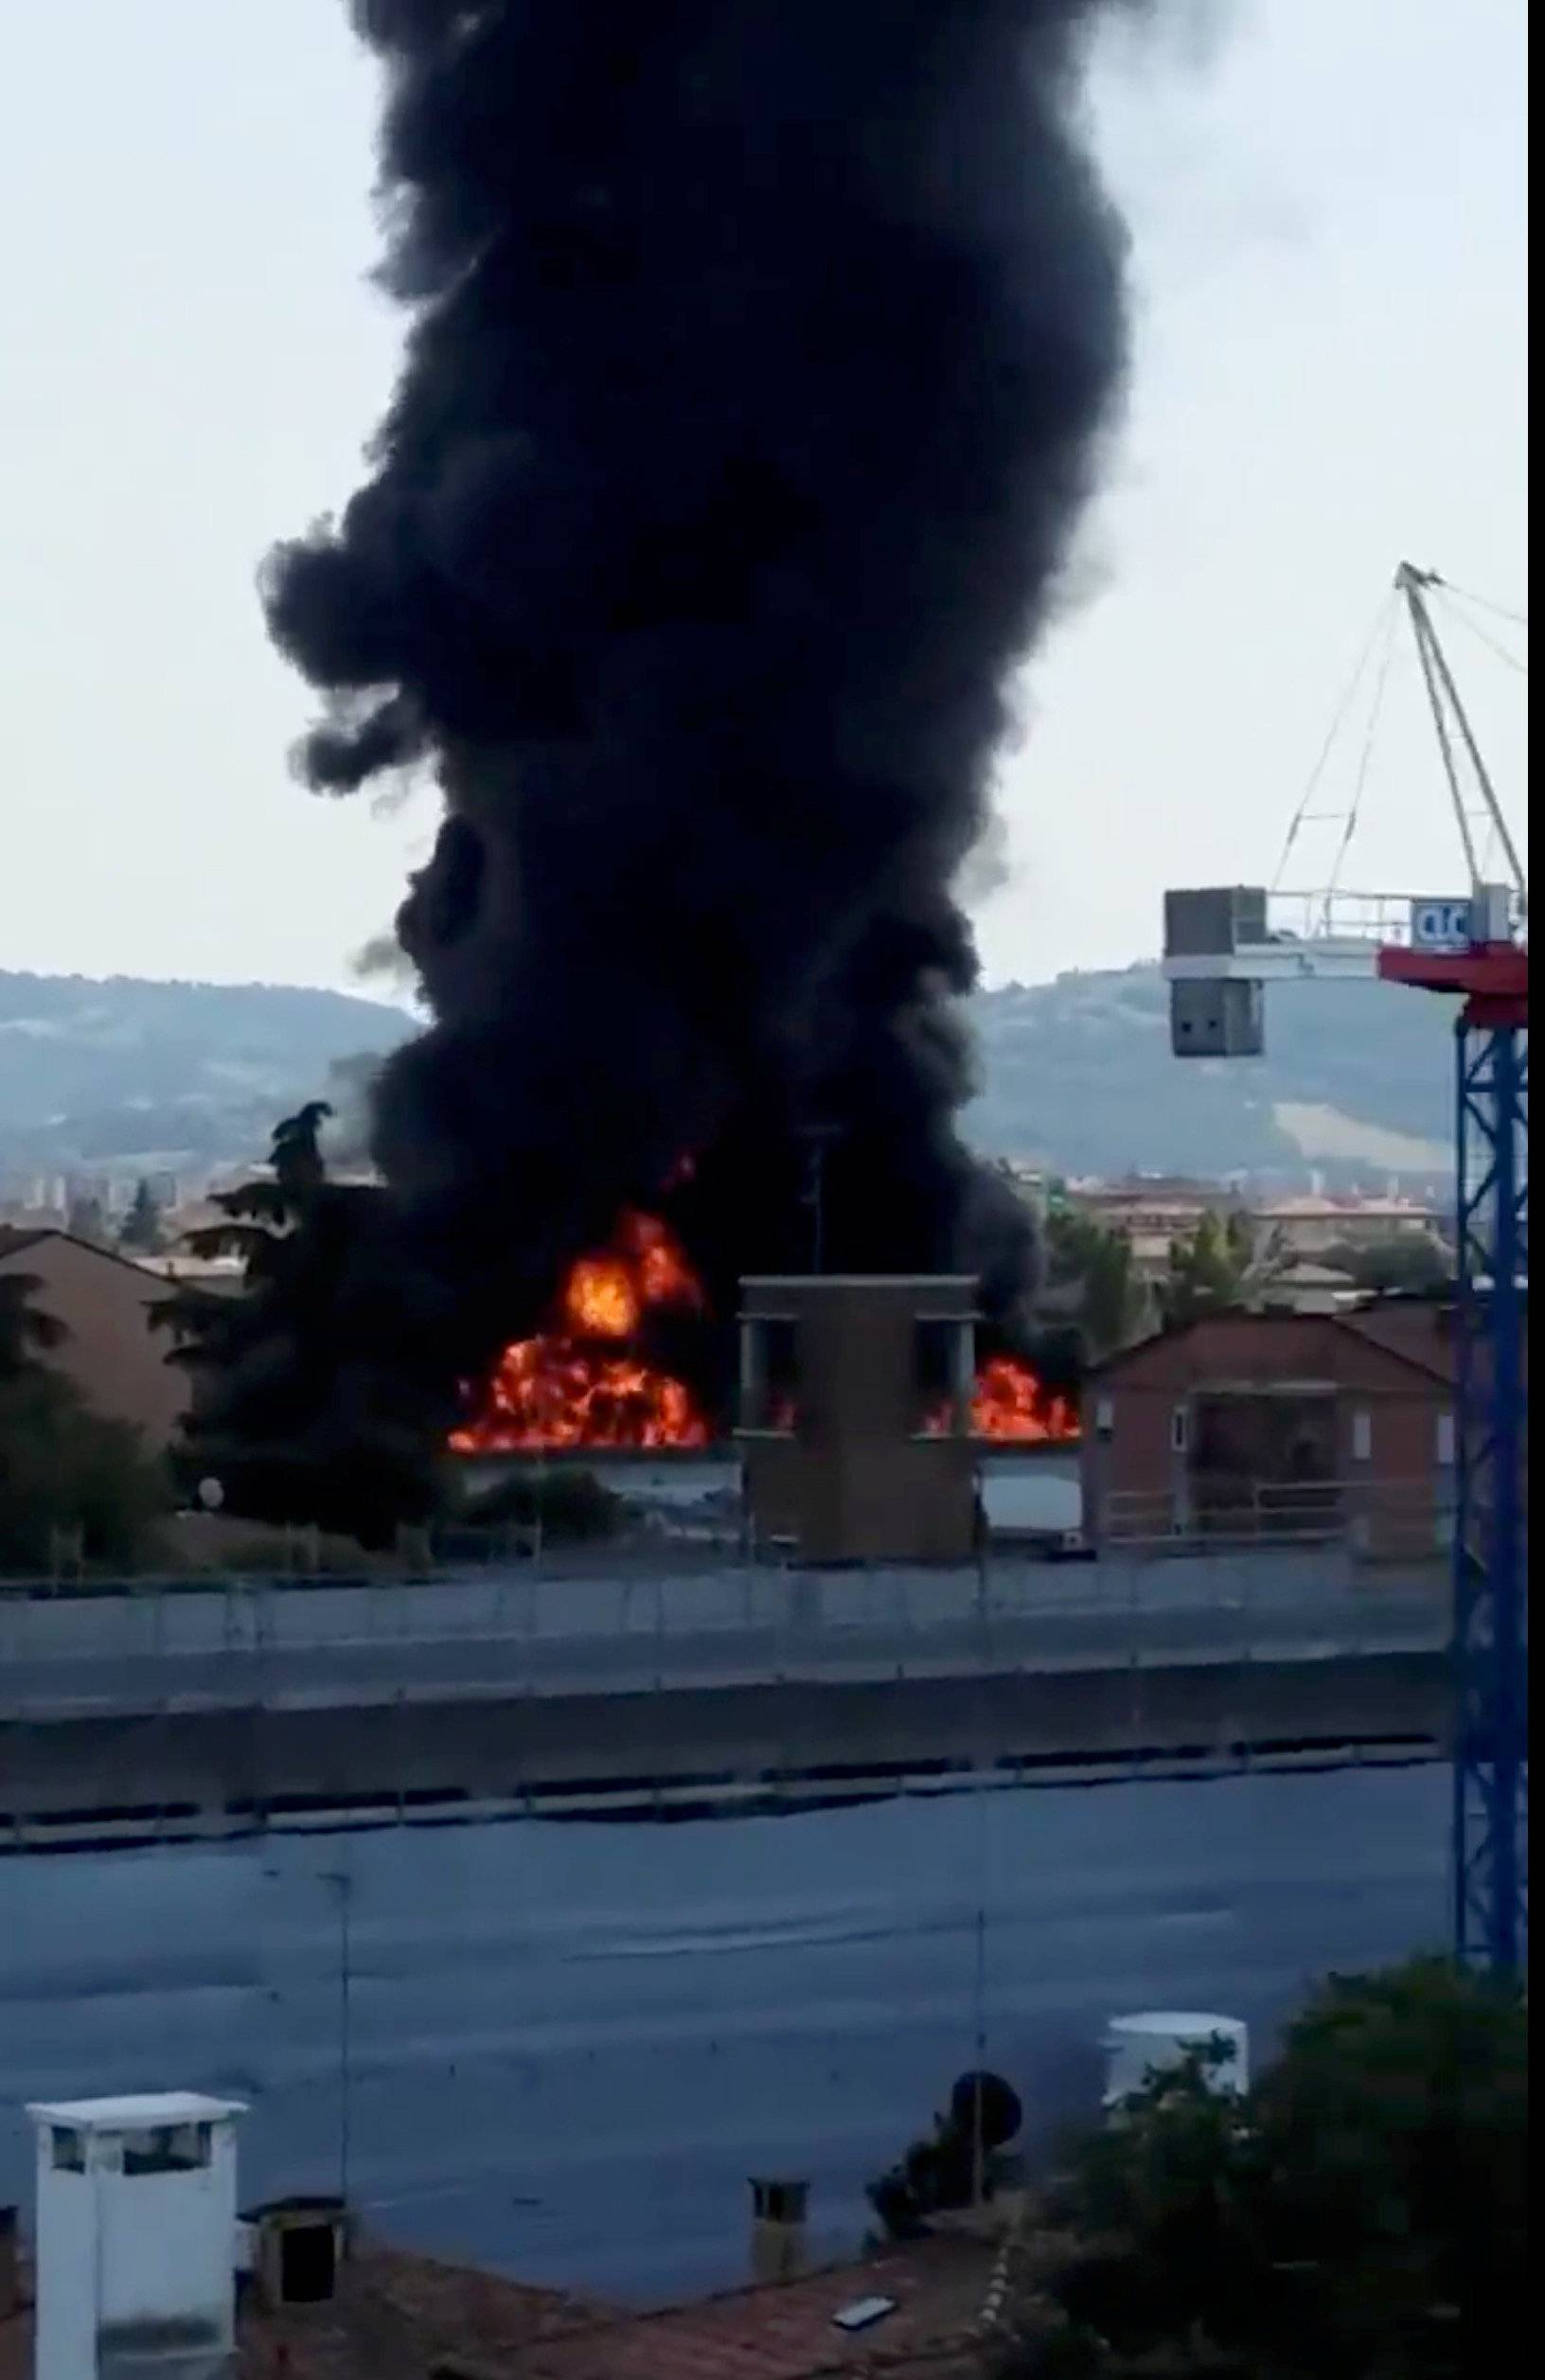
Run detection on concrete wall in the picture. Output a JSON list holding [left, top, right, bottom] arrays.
[[0, 1654, 1447, 1837]]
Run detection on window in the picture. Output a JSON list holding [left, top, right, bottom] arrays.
[[740, 1318, 797, 1432], [1351, 1410, 1373, 1464], [914, 1319, 970, 1435], [51, 2127, 85, 2174], [121, 2122, 212, 2176]]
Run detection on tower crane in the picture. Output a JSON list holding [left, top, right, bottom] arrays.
[[1162, 562, 1527, 1974]]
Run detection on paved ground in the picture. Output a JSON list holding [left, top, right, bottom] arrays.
[[0, 1765, 1447, 2300]]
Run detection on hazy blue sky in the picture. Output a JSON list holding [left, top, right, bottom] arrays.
[[0, 1, 1526, 995]]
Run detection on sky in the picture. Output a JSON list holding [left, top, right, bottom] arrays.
[[0, 0, 1527, 997]]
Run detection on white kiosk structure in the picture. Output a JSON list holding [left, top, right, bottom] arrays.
[[27, 2093, 245, 2380]]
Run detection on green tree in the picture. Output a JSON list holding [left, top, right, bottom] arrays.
[[151, 1103, 438, 1545], [0, 1269, 68, 1381], [1159, 1210, 1287, 1328], [997, 1958, 1526, 2380], [65, 1192, 110, 1247], [1323, 1234, 1452, 1297], [0, 1280, 169, 1572], [0, 1369, 170, 1572], [1045, 1206, 1152, 1359], [118, 1178, 167, 1254]]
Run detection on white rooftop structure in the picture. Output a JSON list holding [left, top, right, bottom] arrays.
[[27, 2090, 246, 2380], [1102, 2011, 1250, 2108], [28, 2092, 241, 2132]]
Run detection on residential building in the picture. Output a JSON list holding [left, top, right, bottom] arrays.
[[1080, 1302, 1470, 1558], [1250, 1191, 1445, 1260], [0, 1228, 186, 1448], [1064, 1175, 1234, 1280]]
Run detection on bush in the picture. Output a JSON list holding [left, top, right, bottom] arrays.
[[0, 1370, 171, 1572], [462, 1465, 623, 1542], [998, 1957, 1527, 2380]]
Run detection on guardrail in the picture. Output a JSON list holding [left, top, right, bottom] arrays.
[[0, 1539, 1450, 1724]]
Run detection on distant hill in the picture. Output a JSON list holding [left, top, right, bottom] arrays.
[[0, 971, 412, 1179], [964, 966, 1450, 1182], [0, 963, 1451, 1187]]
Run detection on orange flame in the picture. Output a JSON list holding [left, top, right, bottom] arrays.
[[922, 1353, 1080, 1443], [450, 1211, 709, 1453], [968, 1354, 1080, 1442]]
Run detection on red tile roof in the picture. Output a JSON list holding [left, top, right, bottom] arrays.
[[522, 2235, 998, 2380], [0, 2240, 602, 2380], [1, 2231, 998, 2380]]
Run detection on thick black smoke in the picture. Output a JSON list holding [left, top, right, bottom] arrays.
[[260, 0, 1130, 1446]]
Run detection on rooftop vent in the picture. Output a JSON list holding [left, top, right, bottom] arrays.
[[246, 2195, 347, 2309], [749, 2176, 808, 2285]]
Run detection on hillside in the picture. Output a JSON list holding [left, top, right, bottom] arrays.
[[965, 965, 1450, 1181], [0, 972, 412, 1177], [0, 963, 1450, 1188]]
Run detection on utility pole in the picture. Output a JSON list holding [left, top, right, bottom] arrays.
[[798, 1125, 840, 1272], [321, 1871, 354, 2203]]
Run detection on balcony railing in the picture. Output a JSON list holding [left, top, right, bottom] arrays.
[[1096, 1476, 1455, 1560]]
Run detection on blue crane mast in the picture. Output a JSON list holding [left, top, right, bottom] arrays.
[[1161, 562, 1527, 1972]]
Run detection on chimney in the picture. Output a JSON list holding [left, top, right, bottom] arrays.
[[247, 2196, 348, 2309], [27, 2092, 245, 2380], [737, 1276, 979, 1563], [748, 2177, 808, 2284]]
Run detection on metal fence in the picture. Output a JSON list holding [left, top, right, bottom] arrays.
[[1095, 1477, 1454, 1562], [0, 1536, 1450, 1724]]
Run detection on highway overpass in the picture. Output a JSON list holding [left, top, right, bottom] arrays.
[[0, 1544, 1450, 1846]]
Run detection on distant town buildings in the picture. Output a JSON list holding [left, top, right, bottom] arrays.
[[1058, 1172, 1446, 1283]]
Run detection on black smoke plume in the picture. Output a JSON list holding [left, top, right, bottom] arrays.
[[226, 0, 1133, 1502]]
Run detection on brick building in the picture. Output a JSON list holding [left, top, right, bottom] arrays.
[[1080, 1303, 1468, 1557]]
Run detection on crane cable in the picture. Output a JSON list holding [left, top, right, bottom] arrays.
[[1270, 590, 1399, 895], [1433, 586, 1528, 678], [1325, 598, 1400, 902], [1430, 577, 1528, 632]]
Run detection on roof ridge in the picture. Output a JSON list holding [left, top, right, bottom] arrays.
[[1331, 1309, 1454, 1383]]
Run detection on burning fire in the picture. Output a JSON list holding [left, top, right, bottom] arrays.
[[452, 1210, 1079, 1453], [922, 1354, 1080, 1444], [967, 1353, 1079, 1443], [450, 1212, 710, 1452]]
